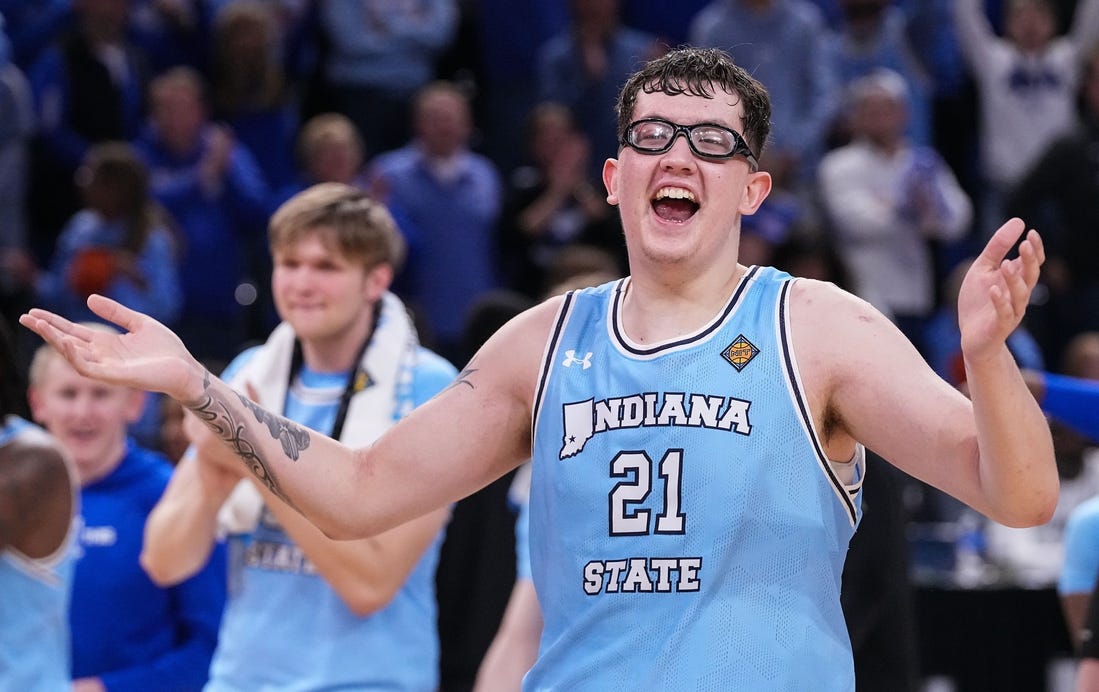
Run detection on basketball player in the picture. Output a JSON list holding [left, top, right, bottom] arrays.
[[22, 47, 1057, 689]]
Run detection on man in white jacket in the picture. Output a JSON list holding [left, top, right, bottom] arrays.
[[818, 68, 972, 353]]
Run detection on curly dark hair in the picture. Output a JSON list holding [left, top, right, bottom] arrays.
[[615, 46, 772, 161]]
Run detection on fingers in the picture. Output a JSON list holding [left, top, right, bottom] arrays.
[[1001, 229, 1044, 300], [20, 314, 96, 378], [1018, 229, 1045, 288], [988, 283, 1012, 323], [18, 312, 90, 366], [20, 309, 125, 385], [20, 308, 80, 340], [87, 294, 145, 332], [1000, 258, 1030, 315], [977, 217, 1026, 267]]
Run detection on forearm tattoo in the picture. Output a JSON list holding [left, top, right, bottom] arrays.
[[185, 370, 311, 509]]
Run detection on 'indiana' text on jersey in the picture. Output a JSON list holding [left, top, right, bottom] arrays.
[[525, 267, 865, 692], [559, 392, 751, 459]]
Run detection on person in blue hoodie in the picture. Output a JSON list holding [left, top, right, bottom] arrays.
[[27, 324, 225, 692]]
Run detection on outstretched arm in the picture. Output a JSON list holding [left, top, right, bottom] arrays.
[[803, 219, 1056, 527], [21, 295, 547, 539]]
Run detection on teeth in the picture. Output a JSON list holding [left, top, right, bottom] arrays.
[[654, 187, 696, 202]]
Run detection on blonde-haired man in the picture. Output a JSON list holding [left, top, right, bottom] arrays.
[[140, 183, 456, 690]]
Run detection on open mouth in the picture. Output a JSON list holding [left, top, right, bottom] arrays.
[[652, 186, 699, 222], [62, 429, 99, 449]]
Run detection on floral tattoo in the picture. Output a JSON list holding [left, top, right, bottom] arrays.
[[185, 370, 311, 508]]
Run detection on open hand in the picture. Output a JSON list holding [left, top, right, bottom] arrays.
[[957, 218, 1045, 363], [19, 295, 207, 403]]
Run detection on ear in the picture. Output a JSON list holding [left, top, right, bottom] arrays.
[[364, 263, 394, 303], [125, 390, 148, 425], [602, 157, 620, 206], [738, 170, 773, 217], [27, 386, 45, 424]]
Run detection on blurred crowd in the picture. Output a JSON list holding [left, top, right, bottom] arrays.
[[2, 0, 1099, 374], [3, 0, 1099, 690]]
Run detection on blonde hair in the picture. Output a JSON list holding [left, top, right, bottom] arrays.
[[268, 183, 405, 271]]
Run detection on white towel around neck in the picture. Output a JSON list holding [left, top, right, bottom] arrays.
[[216, 292, 419, 534]]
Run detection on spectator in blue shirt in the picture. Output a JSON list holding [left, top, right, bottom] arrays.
[[367, 81, 503, 361], [134, 66, 269, 364]]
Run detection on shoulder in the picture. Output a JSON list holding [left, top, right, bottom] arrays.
[[787, 276, 873, 322], [468, 152, 502, 179], [471, 295, 568, 404], [57, 210, 100, 242], [786, 275, 907, 361], [1, 417, 65, 460], [819, 142, 869, 175], [371, 147, 417, 174], [785, 276, 901, 390], [511, 295, 570, 354], [220, 343, 265, 382]]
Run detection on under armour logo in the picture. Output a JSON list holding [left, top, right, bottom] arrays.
[[562, 350, 593, 369]]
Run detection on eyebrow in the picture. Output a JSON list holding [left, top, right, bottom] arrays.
[[635, 113, 743, 130]]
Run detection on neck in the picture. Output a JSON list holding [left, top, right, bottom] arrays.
[[298, 308, 376, 373], [868, 135, 903, 156], [79, 439, 126, 487], [621, 263, 747, 344]]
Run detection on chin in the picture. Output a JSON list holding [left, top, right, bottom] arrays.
[[74, 457, 101, 480], [638, 234, 697, 265], [287, 316, 327, 336]]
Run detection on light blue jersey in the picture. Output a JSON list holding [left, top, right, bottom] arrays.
[[0, 417, 76, 692], [206, 331, 456, 691], [1061, 494, 1099, 595], [526, 268, 864, 691]]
